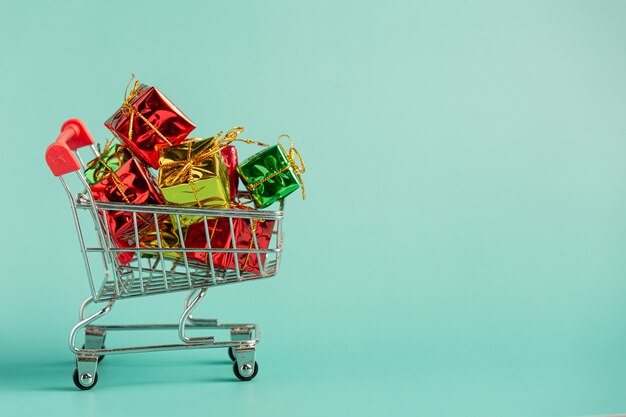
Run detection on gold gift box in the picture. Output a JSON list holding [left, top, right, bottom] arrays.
[[158, 138, 230, 227], [136, 216, 183, 260]]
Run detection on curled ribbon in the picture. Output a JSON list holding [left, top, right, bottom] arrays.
[[247, 134, 306, 200], [121, 75, 173, 147], [190, 127, 269, 148]]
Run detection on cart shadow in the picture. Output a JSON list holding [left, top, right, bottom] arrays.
[[0, 357, 240, 391], [0, 359, 75, 392]]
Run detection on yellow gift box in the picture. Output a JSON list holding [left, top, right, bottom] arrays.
[[158, 137, 230, 227], [136, 216, 184, 260]]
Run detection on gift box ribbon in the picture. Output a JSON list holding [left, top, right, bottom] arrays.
[[247, 135, 306, 200], [128, 216, 180, 252], [239, 218, 262, 272], [160, 127, 246, 207], [122, 77, 174, 147], [224, 201, 265, 273], [87, 139, 127, 171], [90, 140, 133, 204], [202, 201, 265, 271]]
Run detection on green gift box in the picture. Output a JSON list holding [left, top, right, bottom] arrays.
[[84, 142, 132, 186], [237, 136, 305, 208]]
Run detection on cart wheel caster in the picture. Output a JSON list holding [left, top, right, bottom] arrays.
[[228, 347, 236, 362], [233, 361, 258, 381], [73, 368, 98, 390], [81, 345, 105, 363]]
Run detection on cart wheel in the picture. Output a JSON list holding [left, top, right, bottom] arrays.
[[73, 368, 98, 390], [81, 344, 105, 363], [233, 361, 258, 381], [228, 347, 236, 362]]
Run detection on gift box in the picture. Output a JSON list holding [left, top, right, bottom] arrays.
[[158, 137, 230, 227], [105, 80, 196, 169], [237, 135, 305, 208], [84, 142, 132, 185], [216, 126, 263, 201], [183, 218, 219, 265], [184, 210, 275, 274], [133, 216, 183, 260], [220, 145, 239, 201], [90, 158, 164, 264]]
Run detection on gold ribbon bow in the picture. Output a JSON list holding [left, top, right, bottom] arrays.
[[122, 75, 173, 146], [88, 139, 127, 170], [248, 134, 306, 200], [189, 126, 269, 148], [160, 127, 246, 206]]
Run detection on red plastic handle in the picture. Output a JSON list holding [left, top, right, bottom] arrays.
[[45, 119, 95, 177]]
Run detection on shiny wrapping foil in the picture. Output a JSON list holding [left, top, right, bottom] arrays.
[[220, 145, 239, 201], [184, 215, 275, 273], [84, 143, 132, 186], [237, 145, 301, 208], [105, 83, 196, 169], [158, 137, 230, 226], [135, 216, 182, 259], [90, 159, 164, 264]]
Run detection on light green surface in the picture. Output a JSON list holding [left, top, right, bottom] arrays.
[[1, 1, 626, 416]]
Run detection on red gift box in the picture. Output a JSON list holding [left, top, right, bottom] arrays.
[[184, 215, 275, 273], [105, 81, 195, 169], [90, 158, 164, 264], [220, 145, 239, 201]]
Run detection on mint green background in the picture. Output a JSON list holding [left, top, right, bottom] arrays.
[[1, 1, 626, 416]]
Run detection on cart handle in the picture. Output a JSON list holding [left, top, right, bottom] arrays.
[[45, 119, 95, 177]]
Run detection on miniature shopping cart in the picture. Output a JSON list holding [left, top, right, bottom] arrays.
[[45, 119, 285, 390]]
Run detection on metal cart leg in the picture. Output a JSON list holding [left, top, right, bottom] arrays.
[[228, 327, 253, 361], [84, 326, 106, 362], [182, 290, 259, 381], [230, 327, 253, 342], [69, 297, 113, 390], [179, 288, 215, 343]]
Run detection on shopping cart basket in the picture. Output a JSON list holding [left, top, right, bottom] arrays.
[[45, 119, 285, 390]]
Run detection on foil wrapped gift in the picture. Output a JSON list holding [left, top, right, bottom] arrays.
[[217, 126, 267, 201], [158, 135, 233, 227], [237, 135, 306, 208], [90, 158, 164, 264], [84, 142, 132, 186], [105, 79, 195, 169], [183, 206, 275, 273], [220, 145, 239, 201], [134, 216, 183, 260]]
